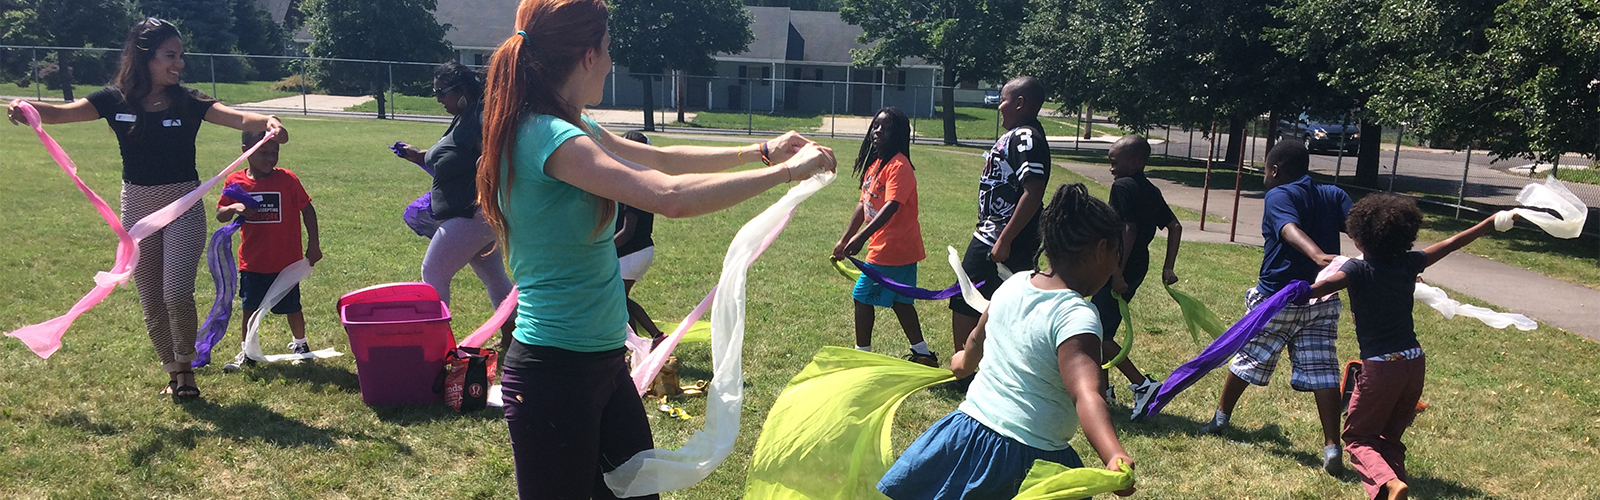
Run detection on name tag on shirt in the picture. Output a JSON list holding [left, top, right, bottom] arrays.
[[114, 113, 136, 123], [162, 119, 182, 127]]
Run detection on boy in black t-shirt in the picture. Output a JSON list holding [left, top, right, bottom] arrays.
[[1096, 135, 1183, 420], [948, 76, 1051, 377]]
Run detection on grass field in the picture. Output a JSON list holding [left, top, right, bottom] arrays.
[[2, 114, 1597, 499]]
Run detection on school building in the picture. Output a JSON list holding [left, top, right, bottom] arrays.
[[433, 4, 943, 117]]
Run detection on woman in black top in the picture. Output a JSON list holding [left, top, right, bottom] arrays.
[[7, 18, 288, 401], [393, 62, 514, 344]]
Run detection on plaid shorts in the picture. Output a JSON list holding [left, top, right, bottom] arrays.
[[1229, 287, 1342, 391]]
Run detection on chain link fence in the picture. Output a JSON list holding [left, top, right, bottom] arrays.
[[1144, 118, 1600, 262], [7, 45, 1593, 257]]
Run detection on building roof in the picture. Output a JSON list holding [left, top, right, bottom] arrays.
[[418, 3, 934, 68], [254, 0, 295, 23]]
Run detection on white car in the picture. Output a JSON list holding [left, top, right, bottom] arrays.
[[983, 89, 1001, 106]]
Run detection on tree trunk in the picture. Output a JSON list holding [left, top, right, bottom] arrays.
[[1224, 117, 1245, 164], [639, 75, 655, 132], [1083, 105, 1093, 139], [56, 51, 76, 102], [941, 67, 957, 145], [676, 72, 687, 124], [1265, 110, 1279, 152], [1355, 123, 1383, 188], [375, 89, 387, 119]]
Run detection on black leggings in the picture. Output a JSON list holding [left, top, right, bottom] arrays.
[[501, 342, 658, 499]]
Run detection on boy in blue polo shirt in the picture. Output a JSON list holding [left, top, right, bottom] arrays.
[[1199, 142, 1352, 476]]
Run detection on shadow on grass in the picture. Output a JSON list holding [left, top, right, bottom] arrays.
[[121, 400, 415, 467], [1122, 413, 1500, 497], [1405, 474, 1503, 499], [370, 402, 505, 426], [46, 410, 122, 436], [239, 361, 361, 394]]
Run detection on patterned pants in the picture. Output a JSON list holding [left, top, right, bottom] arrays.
[[1228, 287, 1342, 391], [122, 181, 206, 373]]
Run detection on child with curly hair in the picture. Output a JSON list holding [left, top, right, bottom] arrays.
[[1308, 194, 1512, 500]]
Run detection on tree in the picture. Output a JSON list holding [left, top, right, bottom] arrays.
[[230, 0, 288, 81], [1015, 0, 1320, 162], [299, 0, 453, 118], [0, 0, 136, 100], [1272, 0, 1501, 187], [841, 0, 1028, 145], [610, 0, 753, 130], [1450, 0, 1599, 164]]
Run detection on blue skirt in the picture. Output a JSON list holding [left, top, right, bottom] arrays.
[[878, 410, 1086, 500]]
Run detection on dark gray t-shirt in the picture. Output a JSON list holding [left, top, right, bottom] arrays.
[[1340, 251, 1427, 358], [425, 106, 483, 221]]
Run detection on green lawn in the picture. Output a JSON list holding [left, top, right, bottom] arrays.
[[928, 106, 1129, 141], [345, 93, 453, 117], [2, 115, 1597, 499], [1552, 165, 1600, 186], [685, 110, 826, 132]]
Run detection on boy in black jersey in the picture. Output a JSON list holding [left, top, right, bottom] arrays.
[[948, 76, 1052, 382]]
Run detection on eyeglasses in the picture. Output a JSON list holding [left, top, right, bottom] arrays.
[[432, 83, 462, 98]]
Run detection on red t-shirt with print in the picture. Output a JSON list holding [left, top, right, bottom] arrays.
[[860, 153, 924, 266], [218, 168, 311, 274]]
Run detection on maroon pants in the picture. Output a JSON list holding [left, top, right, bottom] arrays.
[[1342, 356, 1425, 499]]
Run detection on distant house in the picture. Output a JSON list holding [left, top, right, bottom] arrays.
[[431, 4, 941, 117]]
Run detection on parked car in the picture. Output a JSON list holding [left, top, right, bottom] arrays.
[[983, 89, 1001, 106], [1279, 113, 1360, 154]]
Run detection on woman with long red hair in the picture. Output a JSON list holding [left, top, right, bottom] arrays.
[[477, 0, 835, 496]]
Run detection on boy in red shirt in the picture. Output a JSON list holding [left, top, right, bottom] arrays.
[[218, 130, 322, 371]]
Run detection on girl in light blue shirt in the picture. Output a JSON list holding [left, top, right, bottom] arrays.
[[879, 183, 1137, 499]]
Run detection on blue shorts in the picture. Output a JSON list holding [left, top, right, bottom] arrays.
[[878, 411, 1087, 500], [240, 270, 303, 314], [852, 262, 917, 307]]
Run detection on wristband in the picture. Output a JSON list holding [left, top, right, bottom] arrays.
[[760, 141, 773, 166]]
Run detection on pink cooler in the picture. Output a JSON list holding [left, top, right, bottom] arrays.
[[339, 283, 454, 406]]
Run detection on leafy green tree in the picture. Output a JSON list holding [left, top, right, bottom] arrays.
[[0, 0, 136, 100], [1459, 0, 1599, 164], [610, 0, 754, 130], [1015, 0, 1318, 161], [299, 0, 453, 118], [1271, 0, 1500, 187], [230, 0, 287, 81], [841, 0, 1028, 145]]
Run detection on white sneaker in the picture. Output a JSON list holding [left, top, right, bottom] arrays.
[[1129, 376, 1162, 421]]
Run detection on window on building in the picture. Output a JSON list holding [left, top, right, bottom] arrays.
[[760, 66, 771, 86], [898, 70, 907, 91], [738, 65, 747, 85], [473, 53, 486, 67]]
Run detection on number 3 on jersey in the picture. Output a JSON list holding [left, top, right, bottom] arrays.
[[1015, 128, 1034, 152]]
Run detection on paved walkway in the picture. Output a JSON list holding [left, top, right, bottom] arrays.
[[1058, 160, 1600, 343]]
